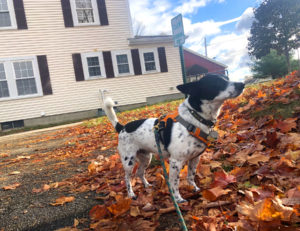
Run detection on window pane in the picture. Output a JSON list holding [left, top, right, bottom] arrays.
[[75, 0, 92, 8], [16, 78, 37, 96], [145, 62, 156, 71], [87, 57, 101, 77], [87, 57, 99, 66], [88, 66, 101, 76], [13, 61, 34, 78], [77, 9, 94, 23], [0, 63, 6, 80], [118, 64, 129, 74], [144, 52, 154, 62], [0, 0, 8, 11], [116, 54, 128, 64], [0, 12, 11, 27], [0, 81, 9, 98]]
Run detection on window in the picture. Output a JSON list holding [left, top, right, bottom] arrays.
[[0, 57, 43, 100], [70, 0, 100, 26], [82, 52, 106, 79], [13, 61, 37, 95], [112, 50, 134, 77], [0, 63, 9, 97], [0, 0, 16, 29], [1, 120, 24, 130], [144, 52, 156, 71], [139, 48, 160, 74]]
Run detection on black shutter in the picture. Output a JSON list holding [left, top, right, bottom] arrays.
[[97, 0, 109, 25], [131, 49, 142, 75], [37, 55, 53, 95], [13, 0, 27, 29], [158, 47, 168, 73], [72, 53, 85, 81], [61, 0, 74, 27], [103, 51, 114, 78]]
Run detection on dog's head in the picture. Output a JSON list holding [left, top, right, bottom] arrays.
[[177, 74, 244, 101]]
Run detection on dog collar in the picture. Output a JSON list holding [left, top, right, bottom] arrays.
[[188, 108, 215, 128]]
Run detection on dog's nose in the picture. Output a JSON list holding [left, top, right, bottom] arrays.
[[235, 82, 245, 92]]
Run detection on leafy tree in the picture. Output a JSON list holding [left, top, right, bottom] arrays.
[[251, 50, 299, 79], [248, 0, 300, 73]]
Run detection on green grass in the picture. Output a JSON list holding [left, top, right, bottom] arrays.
[[251, 100, 300, 119], [251, 88, 300, 119]]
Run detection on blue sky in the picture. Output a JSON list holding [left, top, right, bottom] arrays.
[[128, 0, 261, 81]]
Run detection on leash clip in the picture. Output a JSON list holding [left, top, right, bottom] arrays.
[[207, 130, 219, 142]]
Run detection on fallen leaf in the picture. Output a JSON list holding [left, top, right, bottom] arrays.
[[9, 171, 21, 175], [107, 198, 131, 217], [237, 197, 294, 222], [130, 206, 140, 217], [89, 205, 108, 220], [3, 182, 21, 190], [247, 152, 270, 165], [202, 186, 231, 201], [276, 118, 297, 133], [50, 196, 75, 206]]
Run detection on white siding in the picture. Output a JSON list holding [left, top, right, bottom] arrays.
[[0, 0, 182, 123]]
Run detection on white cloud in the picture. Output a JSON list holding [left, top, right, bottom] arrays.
[[174, 0, 210, 15], [236, 7, 254, 32], [128, 0, 254, 81]]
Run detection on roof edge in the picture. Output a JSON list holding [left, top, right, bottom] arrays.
[[128, 35, 173, 45], [183, 47, 227, 68]]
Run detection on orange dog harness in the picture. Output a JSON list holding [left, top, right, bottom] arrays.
[[155, 111, 211, 148]]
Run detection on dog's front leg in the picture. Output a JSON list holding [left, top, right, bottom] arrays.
[[169, 158, 186, 203], [188, 155, 201, 192]]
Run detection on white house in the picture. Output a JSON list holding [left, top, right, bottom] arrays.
[[0, 0, 183, 130]]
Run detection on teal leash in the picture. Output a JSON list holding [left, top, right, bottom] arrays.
[[154, 129, 188, 231]]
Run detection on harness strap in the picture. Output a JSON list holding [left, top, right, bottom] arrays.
[[175, 115, 210, 146], [155, 111, 210, 147]]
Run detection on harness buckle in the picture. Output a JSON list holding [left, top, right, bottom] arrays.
[[187, 124, 195, 132]]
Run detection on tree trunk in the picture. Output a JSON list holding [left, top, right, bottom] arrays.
[[284, 46, 291, 74]]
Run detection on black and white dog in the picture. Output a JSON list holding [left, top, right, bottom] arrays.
[[103, 74, 244, 203]]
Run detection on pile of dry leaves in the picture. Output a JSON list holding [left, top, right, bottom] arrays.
[[21, 71, 300, 230]]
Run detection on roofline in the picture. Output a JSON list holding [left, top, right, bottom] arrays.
[[128, 35, 173, 46], [183, 47, 228, 68]]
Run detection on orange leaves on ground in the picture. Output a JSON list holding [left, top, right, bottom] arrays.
[[0, 153, 9, 158], [237, 197, 294, 222], [107, 198, 132, 217], [89, 205, 108, 220], [2, 182, 21, 190], [209, 169, 236, 188], [257, 90, 267, 98], [50, 196, 75, 206], [275, 118, 297, 133], [202, 186, 231, 201]]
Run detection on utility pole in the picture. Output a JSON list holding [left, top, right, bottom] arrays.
[[204, 37, 208, 57], [298, 48, 300, 72]]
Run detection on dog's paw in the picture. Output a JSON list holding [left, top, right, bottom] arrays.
[[176, 198, 187, 203], [193, 186, 200, 192], [144, 182, 152, 188]]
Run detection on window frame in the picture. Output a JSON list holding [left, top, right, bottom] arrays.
[[111, 50, 134, 77], [0, 56, 43, 101], [0, 0, 17, 30], [70, 0, 100, 27], [81, 52, 106, 80], [139, 48, 160, 74]]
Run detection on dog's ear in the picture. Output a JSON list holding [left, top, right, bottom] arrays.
[[176, 82, 201, 96]]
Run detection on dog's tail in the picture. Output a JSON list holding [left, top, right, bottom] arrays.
[[103, 97, 124, 133]]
